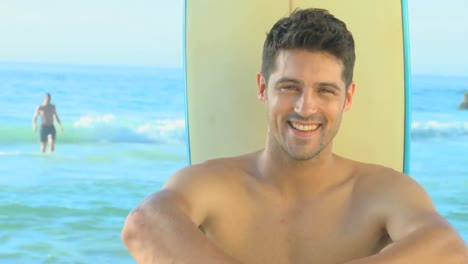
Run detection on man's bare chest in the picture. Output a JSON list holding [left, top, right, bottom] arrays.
[[202, 190, 388, 264]]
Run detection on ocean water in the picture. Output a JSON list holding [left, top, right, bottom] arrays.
[[410, 75, 468, 242], [0, 63, 466, 263], [0, 62, 188, 263]]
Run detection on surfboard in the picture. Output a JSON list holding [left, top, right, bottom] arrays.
[[185, 0, 411, 173]]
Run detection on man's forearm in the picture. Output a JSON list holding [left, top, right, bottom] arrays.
[[344, 226, 467, 264], [122, 196, 241, 264]]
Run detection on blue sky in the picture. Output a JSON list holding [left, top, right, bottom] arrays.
[[0, 0, 466, 74], [0, 0, 183, 68], [408, 0, 468, 76]]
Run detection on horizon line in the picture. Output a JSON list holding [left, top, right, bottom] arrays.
[[0, 60, 183, 70]]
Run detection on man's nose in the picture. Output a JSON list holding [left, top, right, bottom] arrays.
[[294, 90, 318, 117]]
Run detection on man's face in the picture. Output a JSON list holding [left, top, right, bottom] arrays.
[[257, 50, 355, 160]]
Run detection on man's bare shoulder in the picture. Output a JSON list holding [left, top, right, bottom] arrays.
[[162, 152, 257, 195], [352, 161, 427, 195], [349, 160, 435, 217], [157, 153, 257, 225], [38, 104, 55, 110]]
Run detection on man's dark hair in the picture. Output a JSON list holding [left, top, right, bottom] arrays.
[[261, 8, 355, 87]]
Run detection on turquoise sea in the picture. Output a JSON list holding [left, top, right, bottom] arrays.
[[0, 62, 188, 263], [0, 63, 466, 263], [409, 75, 468, 242]]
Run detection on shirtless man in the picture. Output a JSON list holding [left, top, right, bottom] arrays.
[[122, 8, 468, 264], [33, 93, 64, 153]]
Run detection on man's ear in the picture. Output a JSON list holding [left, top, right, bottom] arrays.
[[257, 72, 267, 104], [343, 82, 355, 112]]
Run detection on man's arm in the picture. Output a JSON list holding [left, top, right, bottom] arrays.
[[122, 165, 241, 264], [346, 173, 468, 264], [33, 106, 40, 131], [53, 106, 64, 134]]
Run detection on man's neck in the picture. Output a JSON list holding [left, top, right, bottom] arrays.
[[256, 143, 339, 198]]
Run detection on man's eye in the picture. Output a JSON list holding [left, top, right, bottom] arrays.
[[318, 88, 334, 94]]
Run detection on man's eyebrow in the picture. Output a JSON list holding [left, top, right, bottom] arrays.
[[274, 77, 304, 86], [315, 82, 342, 91]]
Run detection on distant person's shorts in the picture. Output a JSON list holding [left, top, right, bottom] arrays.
[[40, 125, 56, 143]]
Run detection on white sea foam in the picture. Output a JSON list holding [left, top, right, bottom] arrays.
[[69, 115, 186, 144], [411, 121, 468, 138], [73, 114, 116, 127]]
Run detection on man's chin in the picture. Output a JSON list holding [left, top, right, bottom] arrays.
[[286, 149, 321, 161]]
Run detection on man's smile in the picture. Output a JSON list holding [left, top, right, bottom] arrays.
[[289, 121, 320, 132]]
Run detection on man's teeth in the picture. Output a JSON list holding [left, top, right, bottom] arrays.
[[291, 122, 319, 131]]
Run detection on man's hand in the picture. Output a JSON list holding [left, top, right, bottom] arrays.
[[32, 123, 37, 132], [60, 126, 64, 134]]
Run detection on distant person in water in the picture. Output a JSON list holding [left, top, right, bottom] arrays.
[[32, 93, 64, 152], [458, 92, 468, 110]]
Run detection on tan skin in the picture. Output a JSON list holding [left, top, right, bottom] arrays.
[[122, 50, 468, 263], [33, 94, 64, 152]]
